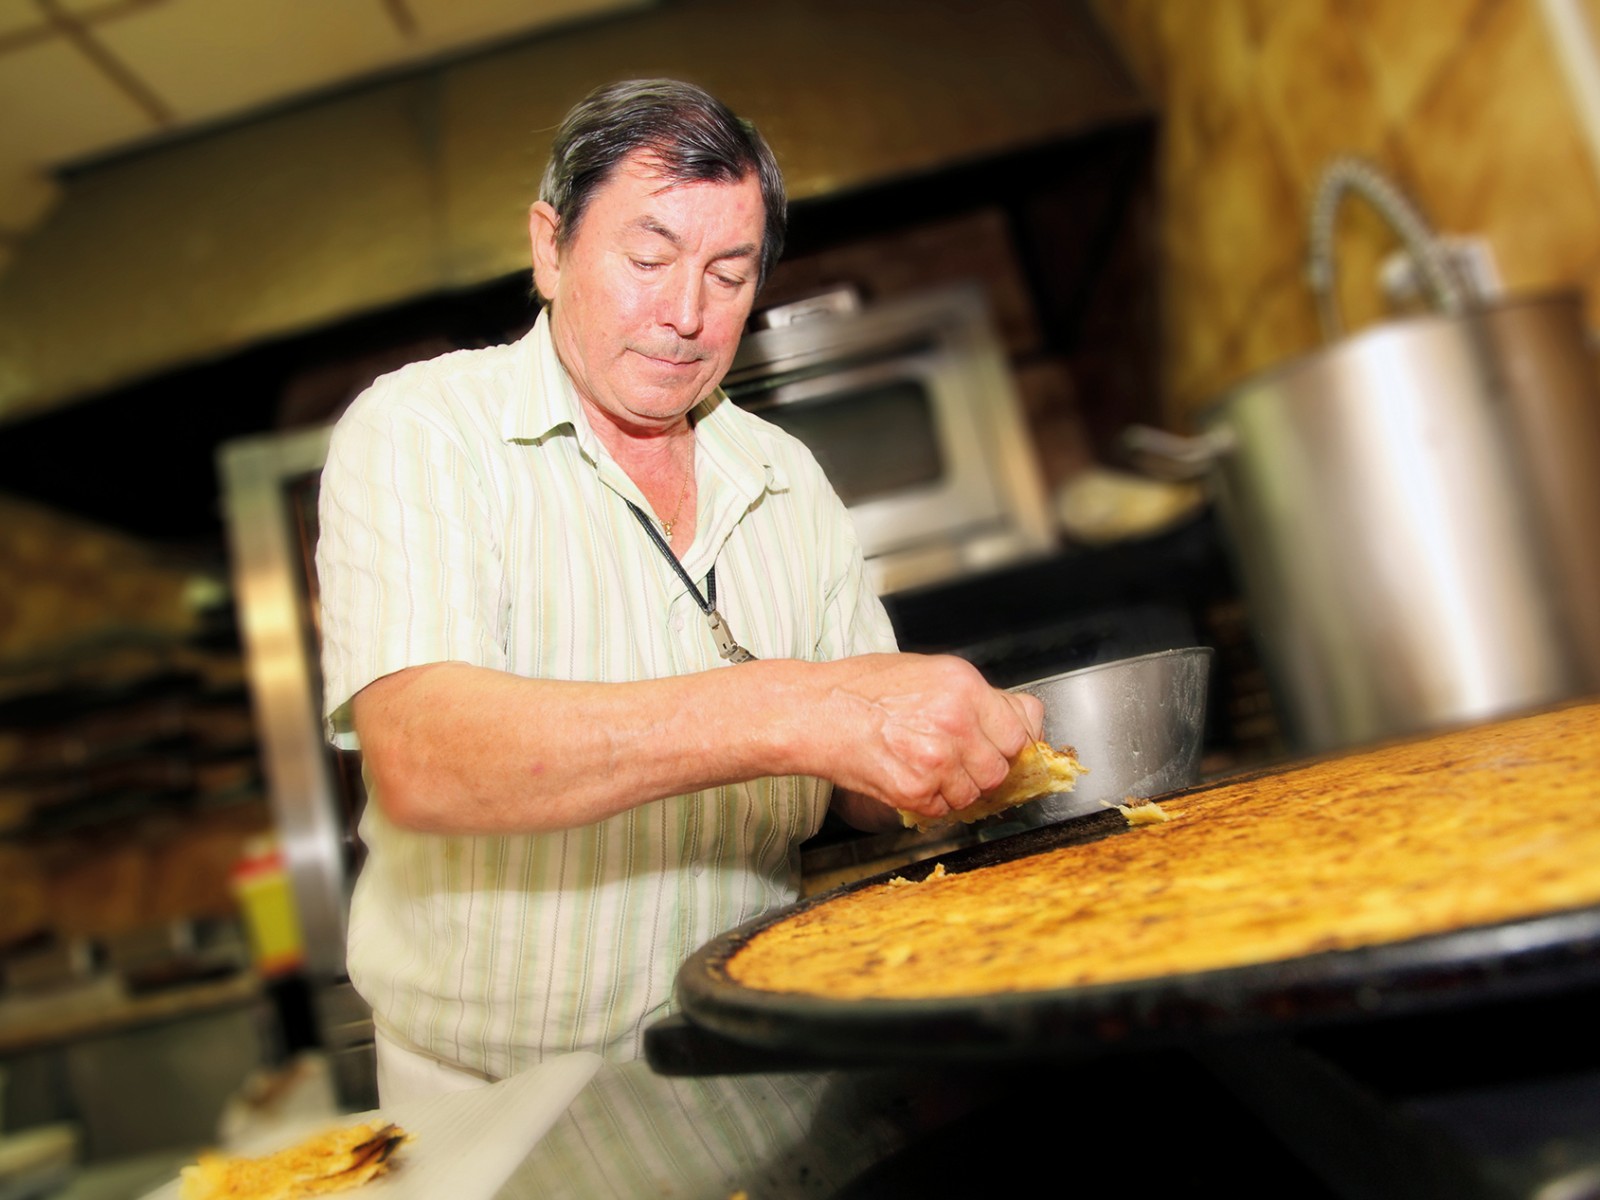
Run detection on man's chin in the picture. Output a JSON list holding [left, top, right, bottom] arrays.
[[608, 391, 705, 429], [622, 373, 716, 416]]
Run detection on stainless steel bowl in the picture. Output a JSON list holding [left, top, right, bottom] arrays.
[[1007, 647, 1213, 825]]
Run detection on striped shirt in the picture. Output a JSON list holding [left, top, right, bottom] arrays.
[[315, 311, 896, 1076]]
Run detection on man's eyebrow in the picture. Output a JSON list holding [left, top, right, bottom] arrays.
[[630, 215, 682, 247], [629, 215, 758, 262]]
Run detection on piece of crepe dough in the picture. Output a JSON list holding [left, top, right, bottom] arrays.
[[898, 741, 1087, 831]]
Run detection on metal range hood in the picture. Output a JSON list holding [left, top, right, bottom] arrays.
[[0, 0, 1151, 427]]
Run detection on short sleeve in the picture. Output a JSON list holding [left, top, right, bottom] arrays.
[[315, 380, 508, 748]]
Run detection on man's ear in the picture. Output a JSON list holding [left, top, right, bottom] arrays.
[[529, 201, 562, 299]]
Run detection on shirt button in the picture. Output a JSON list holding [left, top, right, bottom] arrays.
[[690, 861, 706, 877], [672, 615, 685, 633]]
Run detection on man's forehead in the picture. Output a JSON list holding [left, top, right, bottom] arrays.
[[590, 153, 761, 244]]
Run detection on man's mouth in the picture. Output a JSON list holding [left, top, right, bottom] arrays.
[[633, 346, 706, 367]]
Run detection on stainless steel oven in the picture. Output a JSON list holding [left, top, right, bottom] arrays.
[[217, 423, 377, 1111], [722, 283, 1057, 595]]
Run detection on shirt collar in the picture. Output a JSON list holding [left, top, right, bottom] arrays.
[[504, 307, 787, 503], [692, 390, 790, 507], [505, 308, 592, 456]]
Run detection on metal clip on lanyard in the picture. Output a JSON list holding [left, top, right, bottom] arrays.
[[626, 501, 757, 664]]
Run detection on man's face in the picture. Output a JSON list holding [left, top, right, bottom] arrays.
[[530, 152, 767, 436]]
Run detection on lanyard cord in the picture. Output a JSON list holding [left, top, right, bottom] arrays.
[[627, 499, 715, 612], [625, 500, 755, 663]]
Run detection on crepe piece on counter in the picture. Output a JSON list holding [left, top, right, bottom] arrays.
[[140, 1051, 602, 1200]]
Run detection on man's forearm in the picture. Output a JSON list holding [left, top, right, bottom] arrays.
[[352, 659, 818, 834]]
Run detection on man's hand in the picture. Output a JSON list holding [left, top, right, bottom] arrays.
[[804, 654, 1044, 831]]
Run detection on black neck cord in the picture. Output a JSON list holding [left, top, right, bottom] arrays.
[[625, 500, 754, 662], [626, 500, 716, 612]]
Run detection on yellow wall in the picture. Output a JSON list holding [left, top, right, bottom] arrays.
[[1090, 0, 1600, 421]]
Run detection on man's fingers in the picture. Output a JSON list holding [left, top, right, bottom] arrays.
[[828, 652, 1049, 815], [1010, 691, 1046, 740]]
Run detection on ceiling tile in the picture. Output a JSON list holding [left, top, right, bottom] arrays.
[[0, 0, 656, 257], [405, 0, 652, 50], [89, 0, 411, 129], [0, 0, 45, 41], [0, 34, 154, 165], [0, 24, 140, 229], [88, 0, 651, 136], [0, 167, 58, 233]]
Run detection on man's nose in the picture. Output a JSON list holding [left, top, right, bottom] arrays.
[[658, 269, 705, 337]]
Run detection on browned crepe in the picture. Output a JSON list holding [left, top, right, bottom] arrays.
[[734, 702, 1600, 1000], [179, 1119, 411, 1200]]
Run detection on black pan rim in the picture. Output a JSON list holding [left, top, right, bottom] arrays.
[[671, 821, 1600, 1065]]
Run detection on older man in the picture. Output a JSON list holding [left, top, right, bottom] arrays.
[[315, 78, 1041, 1099]]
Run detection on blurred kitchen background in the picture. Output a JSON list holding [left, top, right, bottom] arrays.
[[4, 0, 1600, 1195]]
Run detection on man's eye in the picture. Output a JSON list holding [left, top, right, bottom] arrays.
[[632, 259, 664, 272], [711, 273, 746, 289]]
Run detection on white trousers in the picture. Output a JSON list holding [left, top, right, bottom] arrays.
[[373, 1026, 493, 1108]]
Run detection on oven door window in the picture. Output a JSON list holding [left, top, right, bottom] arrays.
[[727, 352, 1007, 554], [755, 378, 942, 506]]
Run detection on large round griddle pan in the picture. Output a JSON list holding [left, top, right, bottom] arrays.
[[648, 809, 1600, 1076]]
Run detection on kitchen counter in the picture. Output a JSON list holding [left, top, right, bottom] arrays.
[[52, 1005, 1591, 1200], [414, 1032, 1594, 1198], [0, 969, 271, 1164], [489, 1052, 1349, 1198], [0, 970, 262, 1057]]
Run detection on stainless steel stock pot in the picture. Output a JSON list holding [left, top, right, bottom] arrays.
[[1127, 291, 1600, 753]]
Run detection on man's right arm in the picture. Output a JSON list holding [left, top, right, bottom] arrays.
[[351, 652, 1042, 836]]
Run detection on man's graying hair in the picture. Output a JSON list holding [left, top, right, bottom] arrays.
[[539, 78, 787, 289]]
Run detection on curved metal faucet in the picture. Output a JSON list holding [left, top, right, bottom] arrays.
[[1306, 156, 1472, 340]]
